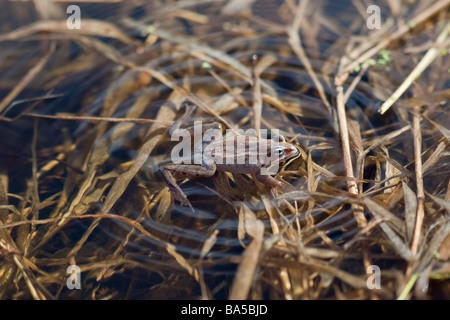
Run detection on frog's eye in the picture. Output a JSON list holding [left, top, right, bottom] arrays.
[[272, 146, 285, 156]]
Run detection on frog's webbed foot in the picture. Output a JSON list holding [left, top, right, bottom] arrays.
[[160, 163, 216, 211], [255, 173, 295, 195], [171, 187, 194, 212], [160, 165, 194, 211]]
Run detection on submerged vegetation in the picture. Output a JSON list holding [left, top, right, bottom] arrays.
[[0, 0, 449, 299]]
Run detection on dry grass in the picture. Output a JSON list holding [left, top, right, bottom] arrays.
[[0, 0, 449, 299]]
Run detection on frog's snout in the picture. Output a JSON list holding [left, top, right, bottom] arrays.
[[286, 145, 300, 159]]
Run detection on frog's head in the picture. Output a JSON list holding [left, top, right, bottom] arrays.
[[259, 139, 299, 170], [269, 142, 300, 166], [259, 141, 299, 176]]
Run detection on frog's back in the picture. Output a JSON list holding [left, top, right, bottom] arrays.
[[215, 162, 264, 174]]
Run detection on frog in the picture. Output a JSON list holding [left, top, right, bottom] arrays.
[[160, 121, 300, 211]]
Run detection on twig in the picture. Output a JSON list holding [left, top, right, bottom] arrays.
[[410, 108, 425, 256], [22, 112, 173, 125], [339, 0, 450, 77], [335, 86, 367, 227], [287, 0, 331, 113], [379, 21, 450, 114], [0, 42, 55, 113], [252, 54, 263, 134], [397, 272, 420, 300], [229, 206, 265, 300]]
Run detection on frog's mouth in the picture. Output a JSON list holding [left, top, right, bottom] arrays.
[[283, 146, 300, 162], [265, 146, 300, 174]]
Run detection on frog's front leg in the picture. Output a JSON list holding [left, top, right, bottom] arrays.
[[160, 161, 217, 210], [255, 171, 282, 188]]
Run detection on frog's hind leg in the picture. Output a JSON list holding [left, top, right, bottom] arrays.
[[160, 163, 216, 211], [255, 171, 282, 188]]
